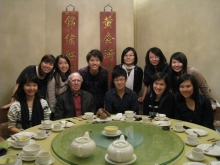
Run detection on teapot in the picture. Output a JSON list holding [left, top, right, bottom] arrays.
[[70, 132, 96, 158], [107, 135, 134, 163]]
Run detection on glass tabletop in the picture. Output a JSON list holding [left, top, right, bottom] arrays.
[[51, 121, 184, 165]]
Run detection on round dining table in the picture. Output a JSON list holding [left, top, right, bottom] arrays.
[[6, 116, 219, 165]]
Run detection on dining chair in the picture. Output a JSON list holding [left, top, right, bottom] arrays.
[[0, 108, 10, 139]]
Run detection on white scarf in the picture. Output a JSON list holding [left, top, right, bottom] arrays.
[[122, 64, 135, 90]]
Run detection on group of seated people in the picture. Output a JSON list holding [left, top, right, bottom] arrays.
[[2, 47, 216, 134]]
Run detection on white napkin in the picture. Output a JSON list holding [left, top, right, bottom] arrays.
[[112, 113, 123, 120]]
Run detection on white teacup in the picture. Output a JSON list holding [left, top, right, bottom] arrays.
[[142, 117, 150, 124], [85, 115, 94, 123], [174, 123, 184, 131], [124, 110, 133, 117], [53, 123, 62, 130], [42, 120, 53, 128], [37, 130, 46, 138], [84, 112, 94, 116], [126, 114, 134, 121], [157, 114, 166, 119], [37, 151, 50, 164], [187, 134, 197, 144], [191, 147, 204, 159]]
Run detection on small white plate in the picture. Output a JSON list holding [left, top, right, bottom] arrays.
[[38, 124, 52, 130], [197, 144, 220, 156], [82, 115, 96, 119], [34, 134, 47, 140], [102, 130, 122, 137], [105, 154, 136, 165], [173, 128, 185, 132], [35, 156, 55, 165], [209, 161, 220, 165], [183, 162, 206, 165], [15, 132, 36, 138], [16, 158, 23, 165], [51, 127, 64, 132], [154, 117, 169, 121], [10, 139, 35, 149], [185, 139, 200, 146], [96, 117, 112, 122], [185, 129, 208, 136], [186, 151, 205, 161], [153, 121, 171, 126], [18, 149, 44, 161], [59, 120, 74, 128]]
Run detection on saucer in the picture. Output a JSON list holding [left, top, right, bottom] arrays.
[[185, 139, 200, 146], [183, 162, 206, 165], [105, 154, 136, 165], [197, 144, 220, 156], [59, 120, 74, 128], [39, 124, 52, 130], [185, 129, 208, 136], [154, 117, 169, 121], [102, 130, 122, 137], [16, 159, 23, 165], [51, 127, 64, 132], [35, 156, 55, 165], [18, 149, 44, 161], [153, 121, 171, 126], [209, 161, 220, 165], [186, 151, 205, 161], [34, 134, 47, 140], [173, 127, 185, 132], [11, 139, 35, 149]]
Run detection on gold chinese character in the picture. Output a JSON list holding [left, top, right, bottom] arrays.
[[104, 33, 115, 44], [65, 16, 76, 29], [104, 48, 114, 61], [65, 33, 75, 45], [66, 50, 76, 60], [102, 16, 113, 28]]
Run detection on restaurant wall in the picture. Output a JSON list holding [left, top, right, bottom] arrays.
[[134, 0, 220, 103], [0, 0, 134, 106]]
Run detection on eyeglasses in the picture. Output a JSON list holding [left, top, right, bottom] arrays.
[[70, 79, 81, 83], [114, 78, 126, 83]]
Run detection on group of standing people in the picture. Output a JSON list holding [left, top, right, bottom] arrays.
[[2, 47, 216, 134]]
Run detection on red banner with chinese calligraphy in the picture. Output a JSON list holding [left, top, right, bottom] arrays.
[[100, 12, 116, 88], [62, 11, 78, 72]]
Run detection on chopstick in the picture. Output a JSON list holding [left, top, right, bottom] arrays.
[[207, 138, 216, 141]]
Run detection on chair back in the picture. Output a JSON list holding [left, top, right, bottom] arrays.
[[0, 108, 9, 124]]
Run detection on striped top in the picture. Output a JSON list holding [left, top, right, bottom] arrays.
[[8, 99, 51, 130]]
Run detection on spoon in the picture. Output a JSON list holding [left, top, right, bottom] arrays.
[[193, 130, 201, 137], [6, 157, 11, 163]]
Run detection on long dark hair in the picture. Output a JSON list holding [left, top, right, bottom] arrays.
[[14, 73, 41, 101], [38, 54, 56, 79], [121, 47, 138, 65], [149, 72, 170, 110], [176, 74, 199, 101], [54, 55, 71, 87], [169, 52, 188, 93], [145, 47, 167, 73]]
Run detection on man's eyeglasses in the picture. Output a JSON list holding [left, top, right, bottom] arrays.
[[70, 79, 81, 83]]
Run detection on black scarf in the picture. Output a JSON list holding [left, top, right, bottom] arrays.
[[20, 96, 44, 129]]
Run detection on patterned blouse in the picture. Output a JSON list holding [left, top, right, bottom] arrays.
[[7, 99, 51, 131]]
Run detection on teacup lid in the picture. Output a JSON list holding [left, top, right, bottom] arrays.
[[112, 135, 130, 148]]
